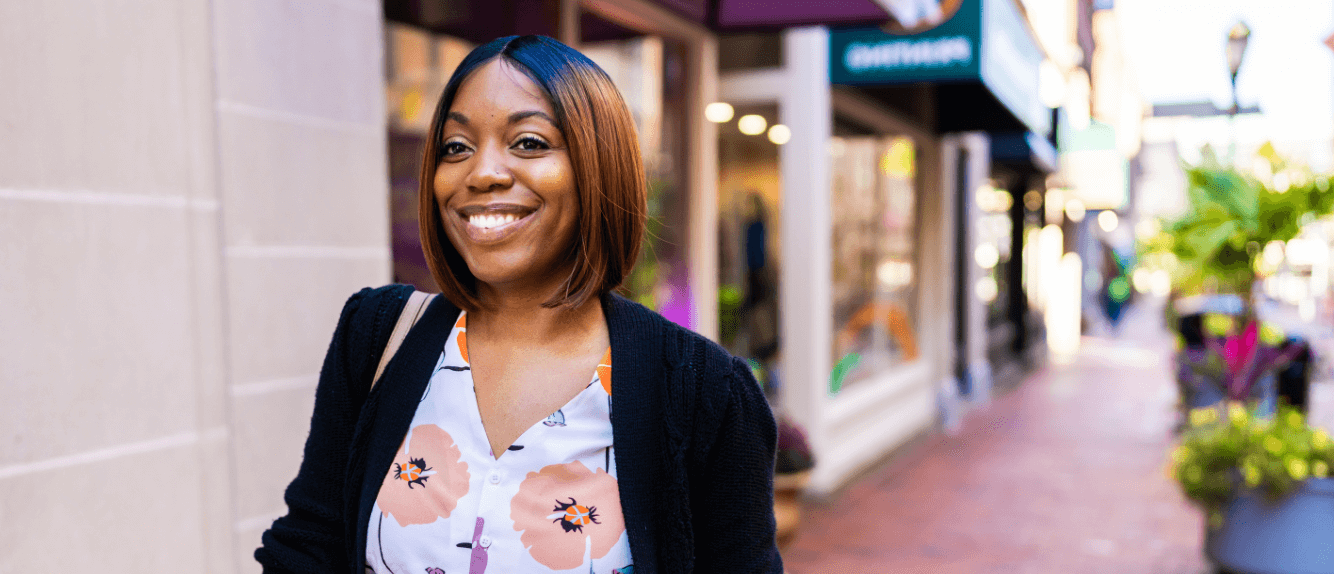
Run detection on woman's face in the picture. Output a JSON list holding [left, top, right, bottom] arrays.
[[434, 60, 580, 296]]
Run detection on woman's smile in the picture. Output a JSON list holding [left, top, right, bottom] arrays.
[[456, 203, 540, 243]]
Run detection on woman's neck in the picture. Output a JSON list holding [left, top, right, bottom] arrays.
[[467, 287, 606, 348]]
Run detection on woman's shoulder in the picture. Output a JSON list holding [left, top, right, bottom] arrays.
[[339, 284, 418, 330], [603, 292, 755, 392], [329, 284, 426, 360]]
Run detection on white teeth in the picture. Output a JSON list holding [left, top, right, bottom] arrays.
[[468, 213, 522, 230]]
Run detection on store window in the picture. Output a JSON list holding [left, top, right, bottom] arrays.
[[974, 181, 1012, 327], [717, 103, 782, 363], [582, 35, 693, 328], [829, 133, 920, 394]]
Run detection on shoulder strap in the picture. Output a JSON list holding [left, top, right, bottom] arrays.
[[372, 290, 437, 390]]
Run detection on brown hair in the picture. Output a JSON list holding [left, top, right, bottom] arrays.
[[418, 35, 646, 311]]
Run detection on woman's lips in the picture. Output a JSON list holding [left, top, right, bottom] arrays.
[[456, 206, 537, 243]]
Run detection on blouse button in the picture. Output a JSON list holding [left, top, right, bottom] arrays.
[[488, 471, 502, 484], [479, 535, 492, 548]]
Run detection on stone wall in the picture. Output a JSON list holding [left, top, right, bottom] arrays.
[[0, 1, 390, 571]]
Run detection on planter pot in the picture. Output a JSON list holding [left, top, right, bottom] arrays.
[[774, 470, 810, 549], [1205, 477, 1334, 573]]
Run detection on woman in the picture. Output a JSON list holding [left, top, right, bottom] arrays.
[[255, 35, 781, 574]]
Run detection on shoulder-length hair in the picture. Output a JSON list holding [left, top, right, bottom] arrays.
[[419, 35, 647, 312]]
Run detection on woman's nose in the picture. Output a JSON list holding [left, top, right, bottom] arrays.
[[466, 146, 514, 192]]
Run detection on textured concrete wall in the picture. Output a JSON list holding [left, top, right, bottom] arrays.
[[0, 1, 389, 571]]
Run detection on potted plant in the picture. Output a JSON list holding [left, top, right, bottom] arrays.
[[744, 358, 815, 549], [1171, 405, 1334, 573], [773, 415, 814, 549], [1173, 314, 1303, 419], [1141, 151, 1334, 427]]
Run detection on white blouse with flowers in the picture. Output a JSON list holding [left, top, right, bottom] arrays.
[[366, 312, 634, 574]]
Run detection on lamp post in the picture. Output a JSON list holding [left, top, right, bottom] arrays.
[[1226, 20, 1251, 163]]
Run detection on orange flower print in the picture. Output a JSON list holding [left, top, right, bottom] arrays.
[[456, 314, 469, 363], [596, 349, 612, 396], [511, 461, 624, 570], [378, 424, 470, 527]]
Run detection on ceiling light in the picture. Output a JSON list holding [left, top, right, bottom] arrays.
[[705, 102, 734, 123], [738, 114, 767, 136]]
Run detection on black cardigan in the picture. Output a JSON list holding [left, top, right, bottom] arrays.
[[254, 285, 783, 573]]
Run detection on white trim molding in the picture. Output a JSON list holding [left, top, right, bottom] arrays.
[[0, 188, 218, 211], [224, 245, 391, 260], [230, 374, 320, 398], [0, 431, 202, 481]]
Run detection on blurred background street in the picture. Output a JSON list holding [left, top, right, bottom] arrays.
[[785, 299, 1211, 574], [6, 0, 1334, 572]]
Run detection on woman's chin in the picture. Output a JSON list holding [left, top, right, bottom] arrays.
[[470, 264, 565, 298]]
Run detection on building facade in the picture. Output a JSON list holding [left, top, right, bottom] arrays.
[[713, 0, 1060, 495]]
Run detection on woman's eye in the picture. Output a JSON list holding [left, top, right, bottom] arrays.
[[441, 141, 470, 156], [514, 136, 550, 152]]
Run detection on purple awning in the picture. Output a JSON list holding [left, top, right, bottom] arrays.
[[718, 0, 890, 29], [383, 0, 892, 43], [653, 0, 891, 31]]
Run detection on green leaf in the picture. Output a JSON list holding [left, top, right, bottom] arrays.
[[1181, 219, 1238, 262]]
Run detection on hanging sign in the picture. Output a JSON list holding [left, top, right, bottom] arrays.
[[830, 0, 1049, 137]]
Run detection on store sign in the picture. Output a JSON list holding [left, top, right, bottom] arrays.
[[830, 0, 1049, 136], [830, 0, 980, 85], [842, 36, 973, 73]]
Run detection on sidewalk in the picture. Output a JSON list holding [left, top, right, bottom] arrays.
[[780, 301, 1211, 574]]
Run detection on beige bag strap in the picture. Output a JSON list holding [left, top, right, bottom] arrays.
[[372, 290, 436, 390]]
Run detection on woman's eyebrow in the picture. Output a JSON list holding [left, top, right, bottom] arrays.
[[509, 110, 556, 126], [446, 111, 469, 125]]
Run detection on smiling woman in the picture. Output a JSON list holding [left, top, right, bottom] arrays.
[[420, 36, 646, 313], [255, 35, 781, 574]]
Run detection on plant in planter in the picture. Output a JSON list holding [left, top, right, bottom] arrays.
[[1173, 405, 1333, 515], [773, 415, 814, 549], [1172, 405, 1334, 573], [1174, 314, 1304, 415], [744, 358, 816, 549], [1142, 151, 1334, 428]]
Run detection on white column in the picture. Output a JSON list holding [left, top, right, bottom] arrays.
[[687, 35, 720, 341], [958, 133, 993, 405], [779, 26, 833, 465]]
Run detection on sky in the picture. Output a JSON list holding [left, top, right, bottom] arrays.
[[1118, 0, 1334, 169]]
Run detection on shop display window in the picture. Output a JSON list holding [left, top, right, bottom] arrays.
[[583, 36, 695, 329], [717, 104, 782, 363], [829, 134, 920, 394], [974, 182, 1012, 326]]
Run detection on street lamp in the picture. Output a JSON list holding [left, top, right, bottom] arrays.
[[1226, 21, 1251, 114], [1225, 20, 1251, 163]]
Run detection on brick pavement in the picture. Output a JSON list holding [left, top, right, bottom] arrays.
[[780, 301, 1212, 574]]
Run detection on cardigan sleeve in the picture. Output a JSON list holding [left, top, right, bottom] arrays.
[[690, 356, 784, 573], [254, 285, 409, 573]]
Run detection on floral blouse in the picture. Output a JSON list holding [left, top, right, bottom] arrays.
[[366, 313, 633, 574]]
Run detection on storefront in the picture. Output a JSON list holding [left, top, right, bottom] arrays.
[[713, 0, 1053, 495]]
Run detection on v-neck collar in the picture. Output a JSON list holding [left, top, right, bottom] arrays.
[[450, 311, 611, 461]]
